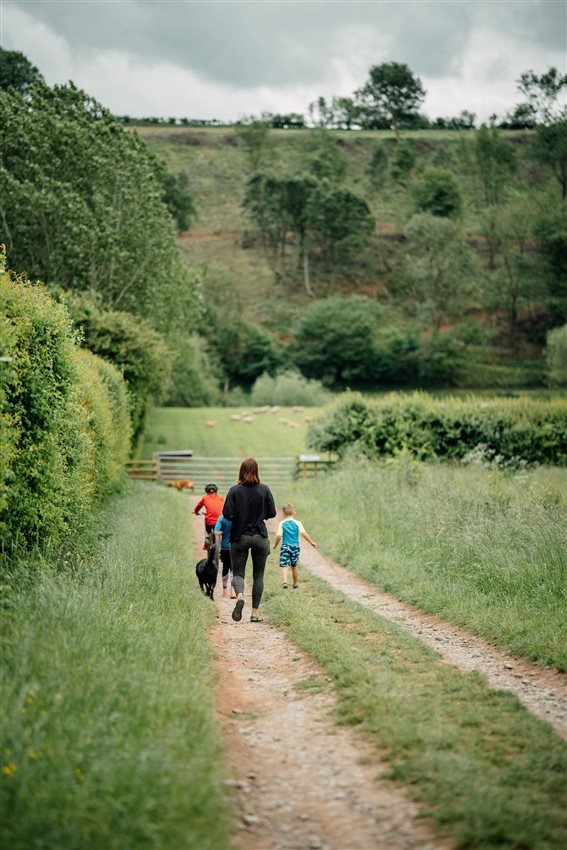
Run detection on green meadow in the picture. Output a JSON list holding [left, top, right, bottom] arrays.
[[139, 405, 325, 458]]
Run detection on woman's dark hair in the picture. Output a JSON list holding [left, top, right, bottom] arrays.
[[238, 456, 260, 485]]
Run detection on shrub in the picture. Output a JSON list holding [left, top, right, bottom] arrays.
[[1, 265, 130, 557], [251, 371, 330, 406], [413, 167, 463, 218], [74, 350, 131, 498], [546, 324, 567, 386], [308, 391, 567, 466], [390, 140, 416, 182], [60, 292, 172, 443]]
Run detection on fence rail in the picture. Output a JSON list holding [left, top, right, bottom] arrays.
[[126, 453, 336, 486]]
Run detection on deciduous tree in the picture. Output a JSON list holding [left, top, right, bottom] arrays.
[[355, 62, 425, 138]]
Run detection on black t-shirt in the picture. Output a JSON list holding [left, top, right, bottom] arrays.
[[222, 482, 276, 543]]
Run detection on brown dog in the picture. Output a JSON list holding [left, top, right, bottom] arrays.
[[167, 479, 195, 492]]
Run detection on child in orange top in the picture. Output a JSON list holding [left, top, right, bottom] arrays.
[[194, 483, 224, 548]]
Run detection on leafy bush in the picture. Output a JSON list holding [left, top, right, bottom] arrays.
[[1, 265, 130, 557], [290, 295, 384, 385], [546, 324, 567, 387], [413, 167, 463, 218], [308, 391, 567, 465], [74, 350, 132, 499], [60, 292, 171, 442], [251, 371, 330, 406]]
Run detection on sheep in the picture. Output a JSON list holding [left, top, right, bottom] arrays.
[[230, 414, 242, 422], [205, 420, 216, 428]]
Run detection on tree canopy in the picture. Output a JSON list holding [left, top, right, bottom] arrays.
[[0, 47, 43, 95], [0, 82, 200, 332], [355, 62, 425, 136]]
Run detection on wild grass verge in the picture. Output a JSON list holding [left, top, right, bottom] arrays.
[[291, 458, 567, 670], [264, 568, 567, 849], [1, 482, 234, 850]]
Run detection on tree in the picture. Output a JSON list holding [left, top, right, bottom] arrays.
[[238, 117, 274, 171], [355, 62, 425, 139], [390, 139, 416, 183], [305, 185, 374, 265], [162, 170, 196, 233], [367, 143, 389, 192], [308, 96, 335, 128], [333, 97, 361, 130], [534, 205, 567, 320], [404, 213, 474, 336], [0, 48, 43, 95], [474, 126, 517, 206], [290, 296, 382, 385], [414, 168, 463, 218], [531, 120, 567, 200], [213, 321, 282, 389], [306, 129, 347, 181], [242, 172, 315, 272], [0, 83, 199, 331], [479, 202, 544, 351], [517, 67, 567, 125], [545, 324, 567, 386]]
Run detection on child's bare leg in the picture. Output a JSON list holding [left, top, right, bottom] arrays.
[[281, 567, 289, 586], [291, 566, 299, 586]]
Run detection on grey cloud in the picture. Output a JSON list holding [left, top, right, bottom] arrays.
[[6, 0, 565, 91]]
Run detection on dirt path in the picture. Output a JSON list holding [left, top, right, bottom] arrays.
[[190, 509, 450, 850], [289, 534, 567, 740]]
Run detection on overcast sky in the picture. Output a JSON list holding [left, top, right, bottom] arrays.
[[1, 0, 565, 121]]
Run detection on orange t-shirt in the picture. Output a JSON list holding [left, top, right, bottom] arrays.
[[193, 493, 224, 526]]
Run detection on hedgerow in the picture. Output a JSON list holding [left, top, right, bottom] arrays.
[[308, 391, 567, 465], [0, 262, 131, 558]]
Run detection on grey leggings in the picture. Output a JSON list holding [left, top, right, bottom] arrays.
[[230, 534, 270, 609]]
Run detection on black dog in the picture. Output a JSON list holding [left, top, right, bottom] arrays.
[[195, 532, 219, 600]]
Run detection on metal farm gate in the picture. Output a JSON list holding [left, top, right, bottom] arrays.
[[125, 452, 334, 487], [156, 452, 296, 490]]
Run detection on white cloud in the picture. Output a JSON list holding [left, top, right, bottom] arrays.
[[423, 25, 567, 120], [2, 1, 565, 122]]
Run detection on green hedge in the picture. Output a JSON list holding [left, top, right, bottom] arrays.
[[308, 392, 567, 465], [1, 265, 131, 556]]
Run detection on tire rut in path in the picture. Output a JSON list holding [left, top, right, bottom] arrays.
[[190, 510, 450, 850], [290, 536, 567, 741]]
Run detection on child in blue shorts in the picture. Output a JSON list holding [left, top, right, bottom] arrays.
[[273, 503, 317, 589]]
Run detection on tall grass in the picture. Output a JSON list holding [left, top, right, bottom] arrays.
[[1, 483, 234, 850], [293, 458, 567, 670]]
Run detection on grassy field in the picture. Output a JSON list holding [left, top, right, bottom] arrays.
[[289, 457, 567, 670], [139, 405, 327, 458], [263, 565, 567, 850], [1, 483, 234, 850]]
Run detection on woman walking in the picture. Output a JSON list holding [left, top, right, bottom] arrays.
[[222, 457, 276, 623]]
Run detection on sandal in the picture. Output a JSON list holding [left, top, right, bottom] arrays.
[[250, 615, 264, 623], [293, 584, 299, 589], [282, 582, 288, 589], [232, 599, 244, 622]]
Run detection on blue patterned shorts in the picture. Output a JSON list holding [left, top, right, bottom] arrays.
[[279, 542, 300, 567]]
